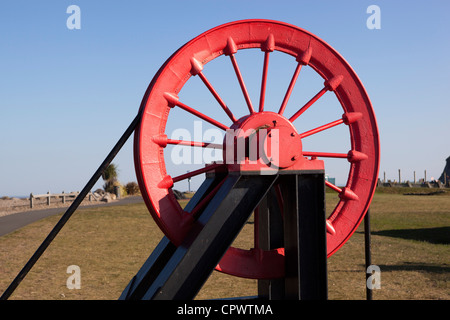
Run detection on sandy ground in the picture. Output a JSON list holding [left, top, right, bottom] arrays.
[[0, 196, 115, 217]]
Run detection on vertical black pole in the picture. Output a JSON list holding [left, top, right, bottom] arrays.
[[364, 209, 373, 300]]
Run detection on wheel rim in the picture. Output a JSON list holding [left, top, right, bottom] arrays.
[[134, 19, 380, 279]]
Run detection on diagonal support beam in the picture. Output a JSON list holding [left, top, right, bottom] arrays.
[[1, 112, 142, 300], [128, 174, 277, 300], [119, 173, 226, 300]]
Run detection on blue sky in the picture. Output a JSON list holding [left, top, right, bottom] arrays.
[[1, 0, 449, 196]]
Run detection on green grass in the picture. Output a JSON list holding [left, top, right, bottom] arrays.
[[326, 190, 449, 300], [0, 190, 448, 300]]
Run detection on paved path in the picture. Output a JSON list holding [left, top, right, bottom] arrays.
[[0, 196, 144, 237]]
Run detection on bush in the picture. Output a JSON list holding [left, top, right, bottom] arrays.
[[125, 182, 140, 195], [103, 179, 121, 194]]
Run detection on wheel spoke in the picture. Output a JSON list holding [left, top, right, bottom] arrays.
[[288, 87, 327, 122], [230, 55, 255, 114], [167, 139, 222, 149], [224, 37, 255, 114], [299, 118, 344, 139], [278, 47, 312, 116], [325, 181, 359, 201], [303, 150, 368, 162], [199, 73, 237, 122], [164, 92, 229, 131], [303, 151, 348, 159], [278, 63, 303, 115], [259, 34, 275, 112], [325, 180, 342, 193], [289, 74, 344, 123], [299, 112, 362, 139], [172, 163, 225, 183], [190, 58, 237, 123], [152, 134, 223, 149], [259, 51, 270, 112]]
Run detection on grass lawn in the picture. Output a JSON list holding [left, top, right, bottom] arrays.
[[0, 188, 448, 300]]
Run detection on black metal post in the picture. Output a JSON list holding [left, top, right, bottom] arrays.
[[1, 112, 141, 300], [257, 186, 285, 299], [364, 208, 373, 300], [281, 173, 327, 300]]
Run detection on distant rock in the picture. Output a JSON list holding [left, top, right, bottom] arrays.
[[173, 189, 187, 200], [101, 192, 116, 203]]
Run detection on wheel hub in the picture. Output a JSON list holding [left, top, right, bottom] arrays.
[[224, 112, 310, 172]]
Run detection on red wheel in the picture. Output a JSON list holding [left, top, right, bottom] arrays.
[[134, 20, 380, 279]]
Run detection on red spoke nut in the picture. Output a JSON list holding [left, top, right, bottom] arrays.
[[190, 57, 204, 76], [223, 37, 238, 56], [342, 112, 363, 125], [152, 134, 168, 148], [325, 74, 344, 91], [296, 46, 312, 65], [261, 33, 275, 52]]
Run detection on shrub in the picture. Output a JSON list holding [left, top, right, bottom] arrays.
[[125, 182, 140, 195]]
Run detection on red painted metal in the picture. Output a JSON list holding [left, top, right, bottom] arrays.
[[303, 150, 368, 163], [259, 34, 274, 112], [134, 20, 380, 279], [167, 138, 222, 149], [289, 74, 343, 122], [224, 37, 255, 114], [153, 134, 222, 149], [278, 46, 312, 116], [163, 92, 229, 131], [299, 118, 344, 139], [191, 58, 237, 123], [299, 112, 362, 139], [172, 163, 224, 183], [288, 87, 328, 122], [325, 180, 342, 192], [303, 151, 348, 159], [278, 63, 303, 116], [229, 58, 255, 114], [223, 111, 324, 173]]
